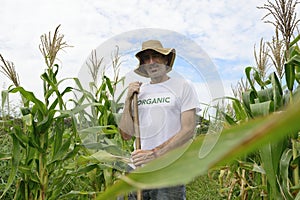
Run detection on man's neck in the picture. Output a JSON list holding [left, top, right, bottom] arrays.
[[150, 75, 170, 84]]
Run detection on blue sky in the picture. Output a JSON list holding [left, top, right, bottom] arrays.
[[0, 0, 284, 105]]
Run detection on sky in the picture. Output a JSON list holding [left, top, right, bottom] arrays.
[[0, 0, 279, 108]]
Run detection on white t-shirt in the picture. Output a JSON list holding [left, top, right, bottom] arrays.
[[136, 77, 199, 150]]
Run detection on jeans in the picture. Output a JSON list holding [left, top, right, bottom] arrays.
[[127, 185, 186, 200]]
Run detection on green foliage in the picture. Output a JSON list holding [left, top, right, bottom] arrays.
[[96, 1, 300, 199], [95, 97, 300, 199], [195, 116, 210, 135], [0, 72, 86, 199], [3, 2, 300, 199], [0, 26, 132, 200], [216, 44, 300, 199], [212, 1, 300, 198], [0, 134, 15, 199], [69, 48, 134, 197], [186, 175, 220, 200]]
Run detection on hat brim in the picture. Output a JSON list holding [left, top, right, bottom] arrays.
[[134, 48, 176, 78]]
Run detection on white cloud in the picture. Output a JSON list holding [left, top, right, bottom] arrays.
[[0, 0, 291, 105]]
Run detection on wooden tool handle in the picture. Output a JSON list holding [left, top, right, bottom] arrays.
[[132, 92, 142, 200], [133, 92, 141, 150]]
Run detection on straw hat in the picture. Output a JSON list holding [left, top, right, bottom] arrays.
[[134, 40, 176, 77]]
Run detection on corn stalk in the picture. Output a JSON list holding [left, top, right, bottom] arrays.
[[0, 25, 82, 200]]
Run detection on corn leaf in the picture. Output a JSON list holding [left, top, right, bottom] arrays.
[[0, 134, 22, 198], [250, 101, 273, 117], [96, 98, 300, 199], [257, 88, 273, 102], [279, 149, 294, 199], [285, 63, 296, 92], [270, 72, 283, 111], [245, 67, 258, 94]]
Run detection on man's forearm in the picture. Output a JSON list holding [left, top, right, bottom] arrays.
[[152, 109, 196, 156], [119, 98, 134, 140], [153, 127, 194, 156]]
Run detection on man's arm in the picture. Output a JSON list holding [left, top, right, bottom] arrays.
[[118, 97, 134, 140], [118, 81, 142, 140], [153, 108, 196, 156], [131, 108, 196, 166]]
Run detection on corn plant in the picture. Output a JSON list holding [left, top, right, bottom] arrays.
[[0, 25, 133, 199], [95, 0, 300, 199], [212, 1, 300, 199], [94, 86, 300, 200], [0, 25, 89, 200], [94, 56, 300, 199], [67, 47, 133, 198]]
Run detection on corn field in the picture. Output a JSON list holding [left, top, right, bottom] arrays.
[[1, 0, 300, 199]]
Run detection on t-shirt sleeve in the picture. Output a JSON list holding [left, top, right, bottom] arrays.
[[181, 80, 201, 113]]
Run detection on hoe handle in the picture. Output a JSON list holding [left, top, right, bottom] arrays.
[[133, 92, 142, 200]]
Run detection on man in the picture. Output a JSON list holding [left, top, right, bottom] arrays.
[[119, 40, 199, 200]]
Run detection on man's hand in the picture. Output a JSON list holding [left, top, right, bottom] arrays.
[[127, 81, 142, 100], [119, 81, 143, 140], [131, 149, 157, 167]]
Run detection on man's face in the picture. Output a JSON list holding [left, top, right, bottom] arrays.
[[140, 50, 167, 64], [140, 50, 169, 78]]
